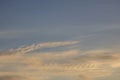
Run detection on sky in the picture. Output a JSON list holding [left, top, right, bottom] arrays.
[[0, 0, 120, 80]]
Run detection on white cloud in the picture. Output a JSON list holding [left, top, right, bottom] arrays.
[[0, 40, 79, 55]]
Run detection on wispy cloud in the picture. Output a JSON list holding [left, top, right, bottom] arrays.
[[0, 41, 120, 80], [0, 40, 79, 55], [0, 29, 39, 39]]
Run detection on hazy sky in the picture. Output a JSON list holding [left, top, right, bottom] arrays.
[[0, 0, 120, 80]]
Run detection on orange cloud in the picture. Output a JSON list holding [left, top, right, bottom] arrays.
[[0, 41, 120, 80]]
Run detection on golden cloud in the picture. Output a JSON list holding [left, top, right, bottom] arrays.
[[0, 41, 120, 80]]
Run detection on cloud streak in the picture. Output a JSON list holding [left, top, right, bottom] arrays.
[[0, 40, 79, 55]]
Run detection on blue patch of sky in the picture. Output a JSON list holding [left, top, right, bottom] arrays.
[[0, 0, 120, 50]]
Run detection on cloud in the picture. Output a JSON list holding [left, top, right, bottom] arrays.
[[0, 30, 40, 39], [0, 41, 120, 80], [0, 40, 79, 55], [21, 49, 120, 80], [0, 75, 28, 80]]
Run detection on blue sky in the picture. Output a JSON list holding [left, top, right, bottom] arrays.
[[0, 0, 120, 50], [0, 0, 120, 80]]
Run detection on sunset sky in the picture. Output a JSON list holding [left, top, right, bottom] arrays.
[[0, 0, 120, 80]]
